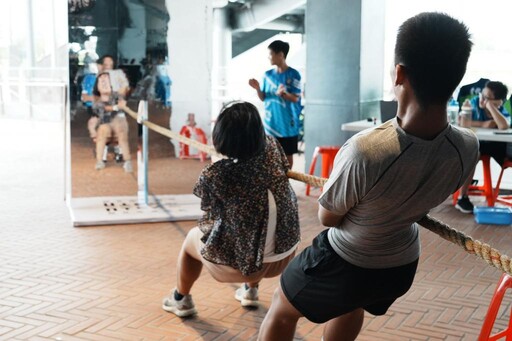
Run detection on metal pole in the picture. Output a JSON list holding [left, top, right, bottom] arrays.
[[63, 83, 68, 202], [137, 101, 149, 206]]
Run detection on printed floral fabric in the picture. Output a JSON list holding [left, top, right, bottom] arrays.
[[193, 136, 300, 276]]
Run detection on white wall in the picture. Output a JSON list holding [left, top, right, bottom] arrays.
[[228, 33, 304, 116], [166, 0, 213, 151], [360, 0, 385, 118], [383, 0, 512, 98]]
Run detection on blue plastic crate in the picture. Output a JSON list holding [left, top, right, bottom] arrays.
[[474, 206, 512, 225]]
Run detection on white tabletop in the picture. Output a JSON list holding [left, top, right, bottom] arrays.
[[341, 119, 512, 143], [341, 119, 382, 132]]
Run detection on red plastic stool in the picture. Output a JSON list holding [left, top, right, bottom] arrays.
[[494, 158, 512, 207], [479, 273, 512, 341], [453, 154, 495, 207], [179, 125, 208, 162], [306, 146, 341, 196]]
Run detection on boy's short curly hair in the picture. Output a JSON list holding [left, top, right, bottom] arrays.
[[394, 12, 472, 107]]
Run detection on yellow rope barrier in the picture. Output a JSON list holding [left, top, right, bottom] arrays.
[[124, 105, 512, 276]]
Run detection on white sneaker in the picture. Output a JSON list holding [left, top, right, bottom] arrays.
[[95, 161, 105, 170], [162, 290, 197, 317], [235, 284, 259, 307], [123, 160, 133, 173]]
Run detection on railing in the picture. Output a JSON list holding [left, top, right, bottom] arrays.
[[0, 79, 67, 120]]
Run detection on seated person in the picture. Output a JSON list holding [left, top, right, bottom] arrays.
[[456, 81, 510, 213], [92, 72, 132, 173], [161, 101, 300, 317], [84, 55, 130, 143]]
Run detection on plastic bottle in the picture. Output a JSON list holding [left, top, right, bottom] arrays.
[[447, 97, 459, 125]]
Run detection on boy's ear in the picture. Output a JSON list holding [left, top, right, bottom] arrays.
[[394, 64, 406, 86]]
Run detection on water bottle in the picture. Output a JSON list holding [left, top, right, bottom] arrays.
[[447, 97, 459, 125]]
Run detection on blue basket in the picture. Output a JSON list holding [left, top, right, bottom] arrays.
[[474, 206, 512, 225]]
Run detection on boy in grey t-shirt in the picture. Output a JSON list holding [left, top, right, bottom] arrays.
[[259, 12, 479, 341]]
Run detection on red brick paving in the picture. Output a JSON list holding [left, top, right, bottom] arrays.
[[1, 119, 511, 340]]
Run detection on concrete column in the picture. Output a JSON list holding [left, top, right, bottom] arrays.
[[304, 0, 385, 172], [305, 0, 361, 171]]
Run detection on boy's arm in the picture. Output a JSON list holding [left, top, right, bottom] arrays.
[[486, 100, 509, 130], [318, 204, 344, 227], [277, 72, 301, 103], [277, 84, 300, 103], [249, 78, 265, 101]]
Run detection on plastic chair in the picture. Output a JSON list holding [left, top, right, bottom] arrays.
[[493, 158, 512, 206], [305, 146, 341, 196], [179, 125, 208, 162], [453, 155, 495, 207], [479, 273, 512, 341]]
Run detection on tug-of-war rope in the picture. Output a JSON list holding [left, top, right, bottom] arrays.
[[124, 107, 512, 276]]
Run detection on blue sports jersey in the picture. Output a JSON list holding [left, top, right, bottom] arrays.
[[470, 96, 510, 124], [81, 73, 97, 107], [260, 67, 302, 137]]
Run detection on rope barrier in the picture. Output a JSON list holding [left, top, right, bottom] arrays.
[[124, 105, 512, 276]]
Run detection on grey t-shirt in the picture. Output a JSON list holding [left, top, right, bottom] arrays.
[[319, 118, 479, 269]]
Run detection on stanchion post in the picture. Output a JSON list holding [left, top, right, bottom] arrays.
[[137, 101, 149, 206]]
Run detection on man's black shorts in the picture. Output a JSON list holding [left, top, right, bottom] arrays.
[[275, 136, 298, 155], [280, 230, 419, 323]]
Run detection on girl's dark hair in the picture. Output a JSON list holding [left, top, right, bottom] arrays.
[[212, 101, 266, 160], [92, 72, 111, 96]]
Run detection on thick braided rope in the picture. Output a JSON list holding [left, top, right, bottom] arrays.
[[417, 215, 512, 275], [125, 106, 512, 275]]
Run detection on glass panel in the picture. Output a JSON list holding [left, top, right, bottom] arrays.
[[68, 0, 175, 197]]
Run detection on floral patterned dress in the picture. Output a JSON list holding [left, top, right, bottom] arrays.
[[193, 136, 300, 276]]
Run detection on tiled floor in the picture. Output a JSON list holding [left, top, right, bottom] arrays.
[[1, 118, 512, 340]]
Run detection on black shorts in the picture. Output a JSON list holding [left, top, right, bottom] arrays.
[[275, 136, 298, 155], [281, 230, 419, 323], [480, 141, 507, 166]]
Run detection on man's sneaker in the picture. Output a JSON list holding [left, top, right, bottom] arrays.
[[95, 161, 106, 170], [162, 290, 197, 317], [123, 160, 133, 173], [234, 284, 259, 307], [456, 196, 474, 214]]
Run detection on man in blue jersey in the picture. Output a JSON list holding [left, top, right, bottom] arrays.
[[249, 40, 302, 168]]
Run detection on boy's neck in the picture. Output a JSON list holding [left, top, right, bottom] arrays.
[[276, 61, 288, 73], [397, 103, 448, 140]]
